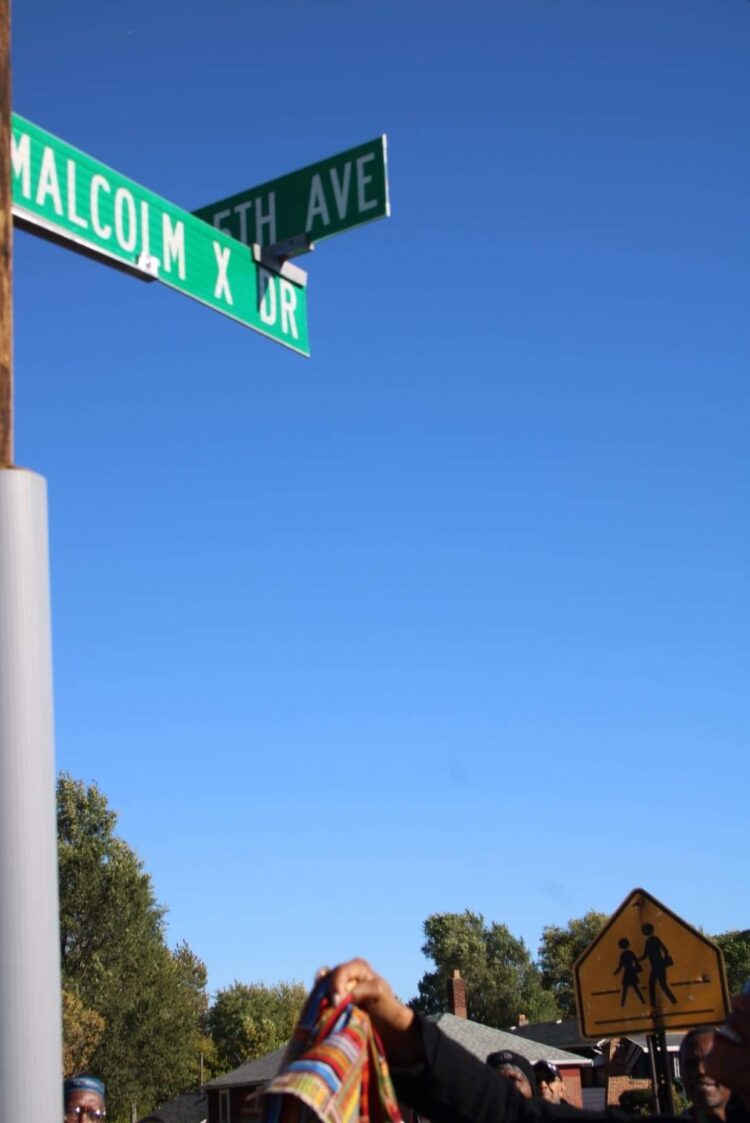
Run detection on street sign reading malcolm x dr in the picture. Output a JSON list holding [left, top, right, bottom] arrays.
[[573, 888, 730, 1039], [194, 136, 389, 248], [10, 114, 309, 355]]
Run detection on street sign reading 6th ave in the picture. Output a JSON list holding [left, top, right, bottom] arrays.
[[10, 114, 310, 356], [193, 136, 389, 248], [573, 888, 730, 1039]]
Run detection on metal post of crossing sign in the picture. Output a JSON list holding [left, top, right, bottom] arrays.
[[193, 135, 390, 253], [10, 114, 310, 356], [573, 888, 731, 1115], [648, 1029, 675, 1115]]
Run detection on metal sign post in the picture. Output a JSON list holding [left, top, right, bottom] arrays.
[[648, 1029, 675, 1115], [0, 9, 64, 1121], [0, 472, 63, 1122], [0, 0, 10, 468]]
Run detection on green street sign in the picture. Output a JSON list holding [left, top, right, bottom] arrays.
[[193, 136, 389, 248], [10, 113, 309, 356]]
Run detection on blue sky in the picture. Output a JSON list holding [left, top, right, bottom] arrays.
[[11, 0, 750, 1004]]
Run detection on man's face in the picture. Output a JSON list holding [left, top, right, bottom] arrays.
[[497, 1065, 534, 1099], [64, 1090, 106, 1121], [706, 996, 750, 1105], [537, 1072, 565, 1104], [681, 1032, 730, 1113]]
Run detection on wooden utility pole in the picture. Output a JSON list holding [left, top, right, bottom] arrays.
[[0, 0, 12, 467]]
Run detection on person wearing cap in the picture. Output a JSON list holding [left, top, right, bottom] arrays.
[[533, 1061, 568, 1106], [64, 1076, 106, 1121], [486, 1051, 537, 1099]]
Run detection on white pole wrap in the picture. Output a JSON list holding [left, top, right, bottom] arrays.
[[0, 468, 62, 1120]]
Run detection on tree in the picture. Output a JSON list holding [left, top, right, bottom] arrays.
[[172, 941, 219, 1084], [58, 775, 209, 1122], [208, 981, 308, 1072], [412, 911, 559, 1027], [712, 930, 750, 995], [62, 989, 106, 1077], [537, 910, 609, 1017]]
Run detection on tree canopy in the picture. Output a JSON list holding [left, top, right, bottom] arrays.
[[712, 929, 750, 995], [207, 981, 308, 1072], [537, 910, 609, 1017], [412, 910, 559, 1027], [58, 775, 209, 1122]]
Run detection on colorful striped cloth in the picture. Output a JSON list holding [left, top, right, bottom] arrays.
[[262, 976, 403, 1123]]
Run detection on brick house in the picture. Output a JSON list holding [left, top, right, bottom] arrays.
[[205, 1046, 287, 1123]]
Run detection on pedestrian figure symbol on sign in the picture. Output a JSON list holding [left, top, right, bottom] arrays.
[[614, 938, 645, 1007], [639, 923, 677, 1006]]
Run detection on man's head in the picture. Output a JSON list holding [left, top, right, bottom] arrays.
[[706, 992, 750, 1108], [680, 1028, 731, 1118], [64, 1076, 106, 1122], [534, 1061, 565, 1104], [486, 1050, 536, 1099]]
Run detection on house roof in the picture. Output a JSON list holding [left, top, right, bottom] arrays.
[[508, 1019, 599, 1054], [430, 1013, 592, 1067], [206, 1015, 592, 1094], [509, 1020, 685, 1055], [147, 1091, 207, 1123], [206, 1045, 288, 1089]]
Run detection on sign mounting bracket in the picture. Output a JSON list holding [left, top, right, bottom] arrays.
[[252, 234, 313, 288]]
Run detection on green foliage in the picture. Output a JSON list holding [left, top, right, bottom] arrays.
[[58, 775, 209, 1123], [537, 910, 609, 1017], [712, 930, 750, 995], [62, 989, 106, 1077], [671, 1083, 690, 1114], [618, 1089, 655, 1114], [412, 910, 560, 1027], [208, 981, 308, 1072]]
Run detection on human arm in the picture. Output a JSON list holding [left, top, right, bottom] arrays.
[[328, 961, 596, 1123]]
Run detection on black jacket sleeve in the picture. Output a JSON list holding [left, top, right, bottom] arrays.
[[391, 1016, 679, 1123]]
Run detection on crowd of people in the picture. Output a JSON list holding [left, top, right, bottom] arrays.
[[64, 960, 750, 1123]]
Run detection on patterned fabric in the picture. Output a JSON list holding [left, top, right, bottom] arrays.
[[262, 977, 403, 1123]]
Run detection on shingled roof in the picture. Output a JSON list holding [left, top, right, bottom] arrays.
[[430, 1013, 592, 1066], [205, 1015, 591, 1096], [508, 1019, 684, 1055], [508, 1019, 598, 1053], [147, 1091, 207, 1123], [206, 1045, 288, 1090]]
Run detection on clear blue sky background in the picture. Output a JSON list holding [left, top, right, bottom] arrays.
[[11, 0, 750, 1004]]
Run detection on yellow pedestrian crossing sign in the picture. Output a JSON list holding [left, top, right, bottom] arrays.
[[573, 888, 730, 1039]]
